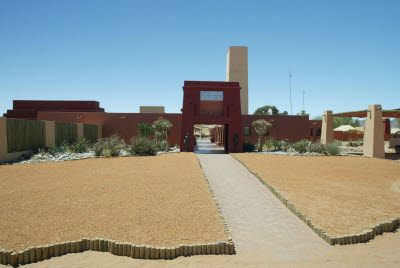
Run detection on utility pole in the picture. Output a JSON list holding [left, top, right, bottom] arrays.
[[302, 90, 305, 111], [289, 72, 293, 115]]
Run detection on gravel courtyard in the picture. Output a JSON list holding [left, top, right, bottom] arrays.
[[0, 153, 228, 251], [232, 154, 400, 237]]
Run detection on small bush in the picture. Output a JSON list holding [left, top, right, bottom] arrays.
[[243, 142, 255, 152], [138, 123, 154, 137], [48, 143, 68, 155], [67, 138, 90, 153], [128, 137, 157, 156], [293, 139, 309, 153], [309, 142, 326, 154], [327, 142, 341, 155], [102, 148, 112, 158], [155, 140, 168, 152], [93, 136, 123, 157], [263, 138, 275, 151]]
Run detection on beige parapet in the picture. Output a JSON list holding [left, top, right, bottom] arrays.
[[77, 123, 84, 139], [45, 121, 55, 147], [139, 106, 165, 114], [363, 104, 385, 158], [321, 110, 334, 145]]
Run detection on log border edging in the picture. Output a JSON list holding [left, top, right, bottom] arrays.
[[231, 154, 400, 246]]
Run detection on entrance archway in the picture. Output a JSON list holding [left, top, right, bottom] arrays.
[[180, 81, 243, 153]]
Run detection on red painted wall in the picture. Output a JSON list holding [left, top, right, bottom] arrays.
[[37, 111, 182, 146], [180, 81, 243, 152]]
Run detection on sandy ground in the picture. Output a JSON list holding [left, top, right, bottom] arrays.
[[0, 153, 227, 251], [5, 231, 400, 267], [232, 154, 400, 237]]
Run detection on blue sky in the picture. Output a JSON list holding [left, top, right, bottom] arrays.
[[1, 0, 399, 118]]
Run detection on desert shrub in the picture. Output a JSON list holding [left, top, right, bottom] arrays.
[[102, 148, 112, 158], [152, 118, 173, 151], [67, 138, 90, 153], [348, 139, 363, 147], [263, 138, 275, 151], [128, 137, 157, 156], [48, 143, 68, 155], [93, 136, 122, 157], [252, 119, 272, 152], [155, 140, 168, 152], [293, 139, 309, 153], [272, 139, 282, 151], [309, 142, 326, 154], [138, 123, 154, 137], [327, 142, 341, 155], [243, 142, 255, 152]]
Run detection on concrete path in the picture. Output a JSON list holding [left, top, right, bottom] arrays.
[[196, 154, 329, 261], [194, 139, 225, 154]]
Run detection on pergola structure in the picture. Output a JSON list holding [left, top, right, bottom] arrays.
[[321, 105, 400, 158]]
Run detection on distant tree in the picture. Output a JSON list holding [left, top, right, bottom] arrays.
[[312, 115, 360, 128], [252, 119, 272, 152], [152, 118, 173, 151], [280, 111, 288, 115], [297, 110, 309, 116], [254, 105, 279, 115]]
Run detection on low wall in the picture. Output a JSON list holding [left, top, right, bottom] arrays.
[[334, 131, 394, 141], [37, 111, 182, 146], [0, 117, 101, 163]]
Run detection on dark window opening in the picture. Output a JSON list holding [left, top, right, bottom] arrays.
[[316, 128, 321, 136], [243, 126, 251, 136], [310, 128, 313, 136]]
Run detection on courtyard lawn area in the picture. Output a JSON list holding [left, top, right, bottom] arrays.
[[0, 153, 227, 251], [232, 154, 400, 237]]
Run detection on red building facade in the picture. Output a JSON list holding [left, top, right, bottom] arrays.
[[3, 81, 324, 152]]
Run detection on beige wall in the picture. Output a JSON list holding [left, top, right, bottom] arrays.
[[321, 110, 334, 145], [226, 46, 248, 115], [45, 121, 55, 147], [140, 106, 165, 113], [363, 104, 385, 158]]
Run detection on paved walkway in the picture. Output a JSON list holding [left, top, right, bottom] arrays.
[[194, 139, 225, 154], [196, 154, 329, 261]]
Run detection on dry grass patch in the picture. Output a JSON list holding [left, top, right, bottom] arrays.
[[233, 154, 400, 236], [0, 153, 227, 251]]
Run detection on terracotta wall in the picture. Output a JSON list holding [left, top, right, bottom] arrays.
[[334, 131, 394, 141], [241, 115, 313, 144], [37, 111, 182, 146]]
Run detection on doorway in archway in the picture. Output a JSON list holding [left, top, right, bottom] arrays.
[[194, 124, 228, 154]]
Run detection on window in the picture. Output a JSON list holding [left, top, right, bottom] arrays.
[[200, 91, 223, 101], [316, 128, 321, 136], [243, 126, 251, 136], [310, 128, 313, 136]]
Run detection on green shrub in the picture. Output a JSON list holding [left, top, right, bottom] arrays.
[[102, 148, 112, 158], [93, 136, 122, 157], [48, 143, 68, 155], [293, 139, 309, 153], [155, 140, 168, 152], [327, 142, 341, 155], [243, 142, 255, 152], [67, 138, 90, 153], [263, 138, 275, 151], [138, 123, 154, 137], [309, 142, 326, 154], [128, 137, 157, 156], [272, 139, 282, 151]]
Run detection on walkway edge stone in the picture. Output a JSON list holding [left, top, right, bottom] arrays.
[[231, 154, 400, 246]]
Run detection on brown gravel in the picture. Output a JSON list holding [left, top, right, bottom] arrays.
[[232, 154, 400, 236], [0, 153, 227, 251]]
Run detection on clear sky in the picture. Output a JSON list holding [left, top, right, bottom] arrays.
[[1, 0, 399, 118]]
